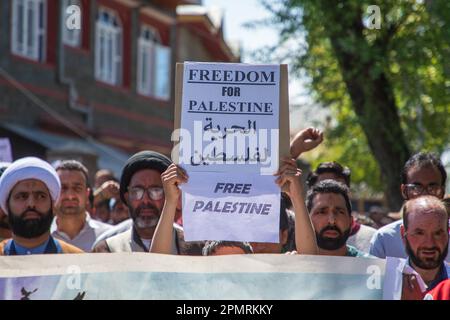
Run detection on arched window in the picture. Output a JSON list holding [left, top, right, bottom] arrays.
[[11, 0, 47, 62], [95, 8, 122, 85], [137, 25, 171, 100]]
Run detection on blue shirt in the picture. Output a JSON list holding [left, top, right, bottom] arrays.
[[4, 236, 62, 255], [370, 220, 405, 258]]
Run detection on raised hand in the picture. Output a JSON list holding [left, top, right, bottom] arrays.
[[275, 157, 303, 198], [290, 127, 324, 158], [161, 164, 188, 205]]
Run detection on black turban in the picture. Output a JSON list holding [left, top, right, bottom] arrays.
[[119, 151, 172, 204]]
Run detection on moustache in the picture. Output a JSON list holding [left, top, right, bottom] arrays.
[[319, 225, 343, 237], [20, 208, 45, 219], [418, 247, 441, 254], [135, 204, 160, 216]]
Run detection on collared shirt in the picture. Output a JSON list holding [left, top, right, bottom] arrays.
[[3, 236, 63, 255], [13, 238, 51, 255], [405, 258, 450, 292], [51, 213, 112, 252], [8, 237, 60, 255]]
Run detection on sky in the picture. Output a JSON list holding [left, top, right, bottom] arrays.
[[203, 0, 278, 62], [202, 0, 329, 132]]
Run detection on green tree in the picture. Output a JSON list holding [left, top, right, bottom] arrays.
[[259, 0, 450, 210]]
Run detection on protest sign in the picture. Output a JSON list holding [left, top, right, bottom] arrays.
[[172, 62, 290, 242], [0, 253, 385, 300]]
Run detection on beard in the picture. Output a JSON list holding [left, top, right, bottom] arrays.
[[316, 225, 351, 251], [128, 203, 160, 229], [405, 237, 448, 270], [8, 207, 54, 239], [0, 214, 10, 230]]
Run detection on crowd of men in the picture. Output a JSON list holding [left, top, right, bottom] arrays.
[[0, 127, 448, 299]]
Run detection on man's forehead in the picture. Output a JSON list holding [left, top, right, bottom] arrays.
[[129, 169, 162, 185], [317, 173, 346, 185], [408, 201, 447, 223], [407, 210, 448, 229], [11, 179, 49, 192], [406, 165, 442, 184], [57, 169, 86, 182], [313, 192, 346, 207]]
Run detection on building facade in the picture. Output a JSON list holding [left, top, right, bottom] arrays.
[[0, 0, 237, 179]]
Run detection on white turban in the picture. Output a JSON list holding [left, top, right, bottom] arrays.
[[0, 157, 61, 214]]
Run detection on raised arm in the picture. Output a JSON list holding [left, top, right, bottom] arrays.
[[150, 164, 188, 254], [290, 127, 323, 159], [275, 158, 318, 255]]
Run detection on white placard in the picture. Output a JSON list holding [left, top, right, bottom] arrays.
[[179, 62, 282, 242]]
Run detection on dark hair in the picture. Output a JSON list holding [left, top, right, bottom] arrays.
[[280, 198, 289, 231], [55, 160, 89, 186], [202, 241, 254, 256], [306, 180, 352, 215], [401, 152, 447, 186], [88, 186, 94, 208], [306, 162, 351, 188], [95, 169, 115, 178], [402, 196, 448, 230], [96, 199, 110, 210]]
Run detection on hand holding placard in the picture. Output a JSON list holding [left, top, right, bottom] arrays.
[[161, 164, 188, 205], [275, 157, 303, 199]]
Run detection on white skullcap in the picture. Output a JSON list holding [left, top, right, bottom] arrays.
[[0, 157, 61, 214]]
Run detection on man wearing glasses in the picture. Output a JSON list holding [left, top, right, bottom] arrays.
[[370, 152, 449, 261], [92, 151, 198, 253]]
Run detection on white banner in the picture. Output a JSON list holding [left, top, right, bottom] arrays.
[[0, 253, 386, 300]]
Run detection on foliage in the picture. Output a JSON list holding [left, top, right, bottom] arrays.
[[257, 0, 450, 196]]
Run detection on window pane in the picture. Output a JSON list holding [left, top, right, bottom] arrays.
[[141, 50, 148, 89], [115, 30, 122, 85], [38, 0, 45, 61], [107, 33, 112, 81], [17, 1, 24, 48], [38, 0, 44, 29], [27, 1, 34, 50], [154, 45, 171, 100], [96, 8, 122, 85], [99, 30, 105, 78], [38, 34, 44, 61]]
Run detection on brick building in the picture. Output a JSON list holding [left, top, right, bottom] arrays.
[[0, 0, 237, 181]]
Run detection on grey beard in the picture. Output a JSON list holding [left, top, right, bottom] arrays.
[[135, 215, 159, 229]]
